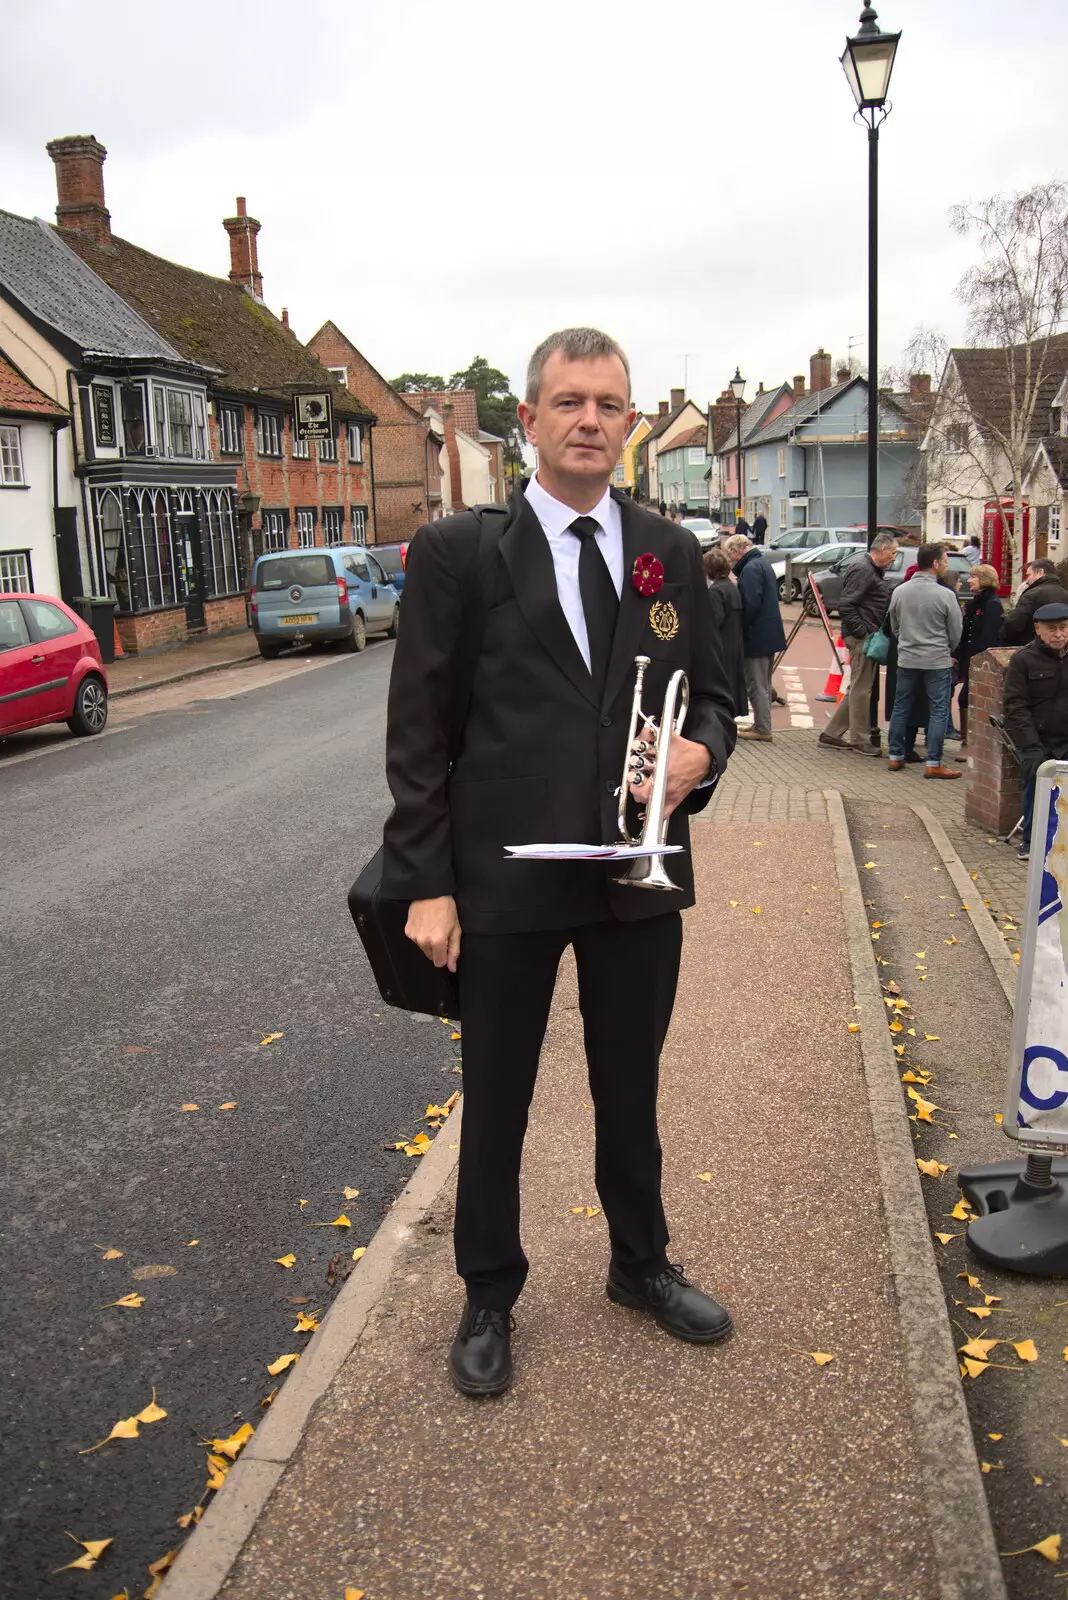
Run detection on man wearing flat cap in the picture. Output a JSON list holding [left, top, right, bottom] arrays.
[[1003, 601, 1068, 861]]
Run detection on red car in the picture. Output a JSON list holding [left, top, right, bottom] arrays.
[[0, 593, 108, 739]]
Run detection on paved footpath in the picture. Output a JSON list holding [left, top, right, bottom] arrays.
[[165, 802, 1004, 1600]]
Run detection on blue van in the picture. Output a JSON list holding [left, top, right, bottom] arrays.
[[250, 546, 401, 658]]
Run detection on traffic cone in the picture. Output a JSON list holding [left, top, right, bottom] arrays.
[[815, 635, 846, 702], [112, 618, 125, 659]]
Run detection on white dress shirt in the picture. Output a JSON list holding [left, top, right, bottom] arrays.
[[524, 474, 623, 673]]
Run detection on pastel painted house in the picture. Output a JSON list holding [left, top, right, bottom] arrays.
[[656, 425, 710, 509]]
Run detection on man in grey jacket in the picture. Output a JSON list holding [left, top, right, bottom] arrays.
[[818, 533, 898, 755], [886, 542, 963, 778]]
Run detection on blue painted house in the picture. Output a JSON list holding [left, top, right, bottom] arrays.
[[743, 375, 923, 535]]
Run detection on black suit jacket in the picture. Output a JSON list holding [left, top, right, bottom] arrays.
[[382, 484, 737, 934]]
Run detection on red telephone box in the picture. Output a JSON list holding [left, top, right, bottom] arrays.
[[982, 499, 1030, 596]]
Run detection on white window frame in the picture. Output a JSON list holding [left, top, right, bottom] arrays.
[[0, 425, 25, 486], [945, 421, 969, 455], [322, 507, 343, 545], [0, 549, 32, 590], [261, 509, 288, 551], [350, 504, 368, 544], [749, 453, 759, 481], [318, 434, 338, 463], [150, 382, 207, 459], [944, 505, 968, 539], [612, 463, 625, 485], [687, 447, 705, 466], [291, 427, 310, 459], [1049, 504, 1061, 545], [218, 404, 244, 456], [295, 508, 316, 548], [779, 498, 788, 529], [777, 447, 786, 478], [347, 422, 363, 463], [328, 367, 348, 388], [256, 410, 283, 458]]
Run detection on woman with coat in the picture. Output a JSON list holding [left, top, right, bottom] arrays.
[[954, 563, 1004, 750], [704, 547, 748, 717]]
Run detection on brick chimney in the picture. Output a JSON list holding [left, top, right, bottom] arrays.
[[280, 307, 289, 329], [836, 365, 852, 383], [810, 348, 832, 393], [442, 402, 464, 510], [47, 135, 111, 243], [709, 390, 744, 450], [658, 400, 669, 417], [794, 374, 806, 398], [909, 372, 932, 397], [222, 197, 263, 299], [670, 387, 685, 412]]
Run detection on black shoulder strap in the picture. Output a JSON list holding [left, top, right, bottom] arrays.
[[449, 503, 511, 758]]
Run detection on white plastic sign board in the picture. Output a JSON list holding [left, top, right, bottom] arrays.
[[1002, 760, 1068, 1147]]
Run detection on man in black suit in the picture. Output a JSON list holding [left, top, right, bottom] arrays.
[[383, 328, 737, 1396]]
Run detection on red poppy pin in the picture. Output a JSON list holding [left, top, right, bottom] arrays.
[[632, 552, 664, 597]]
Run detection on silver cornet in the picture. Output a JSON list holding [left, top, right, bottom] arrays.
[[615, 654, 689, 890]]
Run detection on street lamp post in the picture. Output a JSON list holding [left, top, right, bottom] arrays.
[[841, 3, 901, 549], [729, 367, 746, 524]]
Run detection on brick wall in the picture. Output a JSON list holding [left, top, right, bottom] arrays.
[[116, 606, 189, 654], [205, 595, 248, 634], [965, 646, 1022, 833]]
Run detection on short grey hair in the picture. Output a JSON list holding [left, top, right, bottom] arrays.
[[525, 327, 631, 404], [871, 533, 898, 553], [724, 534, 751, 558]]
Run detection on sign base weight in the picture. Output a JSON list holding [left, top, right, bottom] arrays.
[[959, 1157, 1068, 1275]]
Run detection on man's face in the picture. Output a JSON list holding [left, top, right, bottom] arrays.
[[871, 542, 898, 570], [518, 353, 633, 489], [1026, 564, 1042, 584], [1035, 618, 1068, 654], [933, 552, 949, 576]]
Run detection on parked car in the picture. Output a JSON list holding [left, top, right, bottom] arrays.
[[765, 531, 866, 600], [809, 547, 974, 617], [681, 517, 717, 551], [0, 593, 108, 740], [250, 547, 401, 658], [369, 542, 408, 594]]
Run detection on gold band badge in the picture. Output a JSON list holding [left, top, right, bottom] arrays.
[[649, 599, 679, 641]]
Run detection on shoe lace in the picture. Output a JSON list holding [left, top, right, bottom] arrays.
[[467, 1307, 514, 1339], [648, 1263, 690, 1304]]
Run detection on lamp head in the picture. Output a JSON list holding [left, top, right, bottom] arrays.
[[841, 4, 900, 111], [729, 367, 746, 403]]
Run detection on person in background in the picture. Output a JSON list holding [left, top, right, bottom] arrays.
[[726, 533, 785, 742], [658, 500, 667, 518], [735, 510, 752, 541], [751, 510, 768, 547], [1002, 557, 1068, 644], [886, 542, 963, 778], [818, 534, 898, 757], [962, 533, 981, 567], [704, 547, 747, 717], [1002, 602, 1068, 861], [953, 563, 1003, 751]]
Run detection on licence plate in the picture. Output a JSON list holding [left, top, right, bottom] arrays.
[[281, 613, 315, 625]]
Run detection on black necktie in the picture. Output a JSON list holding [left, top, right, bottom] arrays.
[[569, 515, 619, 692]]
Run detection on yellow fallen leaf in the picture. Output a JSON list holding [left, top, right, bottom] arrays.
[[443, 1091, 460, 1111], [752, 906, 762, 915], [871, 931, 880, 940], [907, 1089, 939, 1122], [889, 1018, 903, 1033], [914, 951, 925, 959], [863, 861, 876, 869], [258, 1032, 283, 1046], [697, 1172, 712, 1182], [98, 1248, 123, 1261], [451, 1030, 461, 1040], [342, 1186, 360, 1200], [847, 1022, 861, 1032], [1064, 1344, 1068, 1360], [960, 1338, 999, 1360], [351, 1247, 366, 1262], [951, 1199, 973, 1221], [102, 1293, 144, 1309], [311, 1214, 351, 1229], [809, 1351, 835, 1366], [260, 1388, 278, 1407], [176, 1506, 203, 1529], [180, 1103, 200, 1112], [924, 1034, 941, 1042], [79, 1416, 140, 1453], [205, 1453, 230, 1492], [218, 1101, 237, 1111], [871, 920, 885, 930], [267, 1352, 300, 1376], [906, 1027, 916, 1035], [1013, 951, 1020, 963], [585, 1206, 601, 1219], [967, 1306, 993, 1319], [299, 1198, 308, 1207], [729, 899, 739, 907], [989, 1432, 1003, 1441], [1059, 1437, 1068, 1446], [1001, 1534, 1061, 1562], [1013, 1338, 1038, 1362], [137, 1389, 167, 1425], [187, 1240, 198, 1247], [984, 1294, 1001, 1306], [893, 1044, 905, 1057], [917, 1159, 948, 1177], [294, 1312, 319, 1333], [570, 1206, 584, 1214], [957, 1271, 981, 1288], [211, 1422, 254, 1460], [934, 1232, 959, 1245], [981, 1460, 1002, 1473], [902, 1071, 933, 1084], [945, 936, 959, 945], [346, 1590, 367, 1599], [994, 1112, 1004, 1124], [54, 1534, 114, 1573], [274, 1254, 296, 1268], [144, 1548, 178, 1596], [961, 1357, 990, 1378]]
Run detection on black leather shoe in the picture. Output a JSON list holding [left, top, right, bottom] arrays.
[[448, 1301, 513, 1396], [606, 1263, 732, 1344]]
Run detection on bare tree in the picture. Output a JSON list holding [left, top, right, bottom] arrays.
[[924, 181, 1068, 569]]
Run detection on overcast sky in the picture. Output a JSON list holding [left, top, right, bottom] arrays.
[[4, 0, 1067, 411]]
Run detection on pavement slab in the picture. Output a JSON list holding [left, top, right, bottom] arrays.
[[216, 818, 945, 1600]]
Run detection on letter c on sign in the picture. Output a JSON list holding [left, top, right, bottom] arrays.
[[1020, 1044, 1068, 1112]]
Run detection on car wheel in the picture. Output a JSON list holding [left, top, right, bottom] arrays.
[[343, 612, 367, 653], [776, 576, 788, 602], [67, 674, 108, 736], [802, 588, 820, 618], [386, 605, 400, 640], [257, 639, 282, 660]]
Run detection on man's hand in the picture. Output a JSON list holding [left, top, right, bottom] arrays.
[[629, 728, 712, 818], [406, 896, 462, 972]]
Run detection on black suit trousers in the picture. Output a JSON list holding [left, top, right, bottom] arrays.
[[455, 911, 683, 1310]]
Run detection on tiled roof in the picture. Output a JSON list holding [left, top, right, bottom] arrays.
[[0, 209, 187, 362], [0, 351, 68, 418], [57, 227, 370, 416], [660, 424, 706, 453], [645, 400, 703, 446], [951, 334, 1068, 443], [411, 389, 480, 435], [716, 384, 791, 454], [743, 379, 859, 447]]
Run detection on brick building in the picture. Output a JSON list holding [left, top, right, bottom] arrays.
[[41, 135, 375, 650], [308, 320, 441, 542]]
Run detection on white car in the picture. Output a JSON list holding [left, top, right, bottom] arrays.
[[768, 538, 866, 602], [681, 517, 717, 552]]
